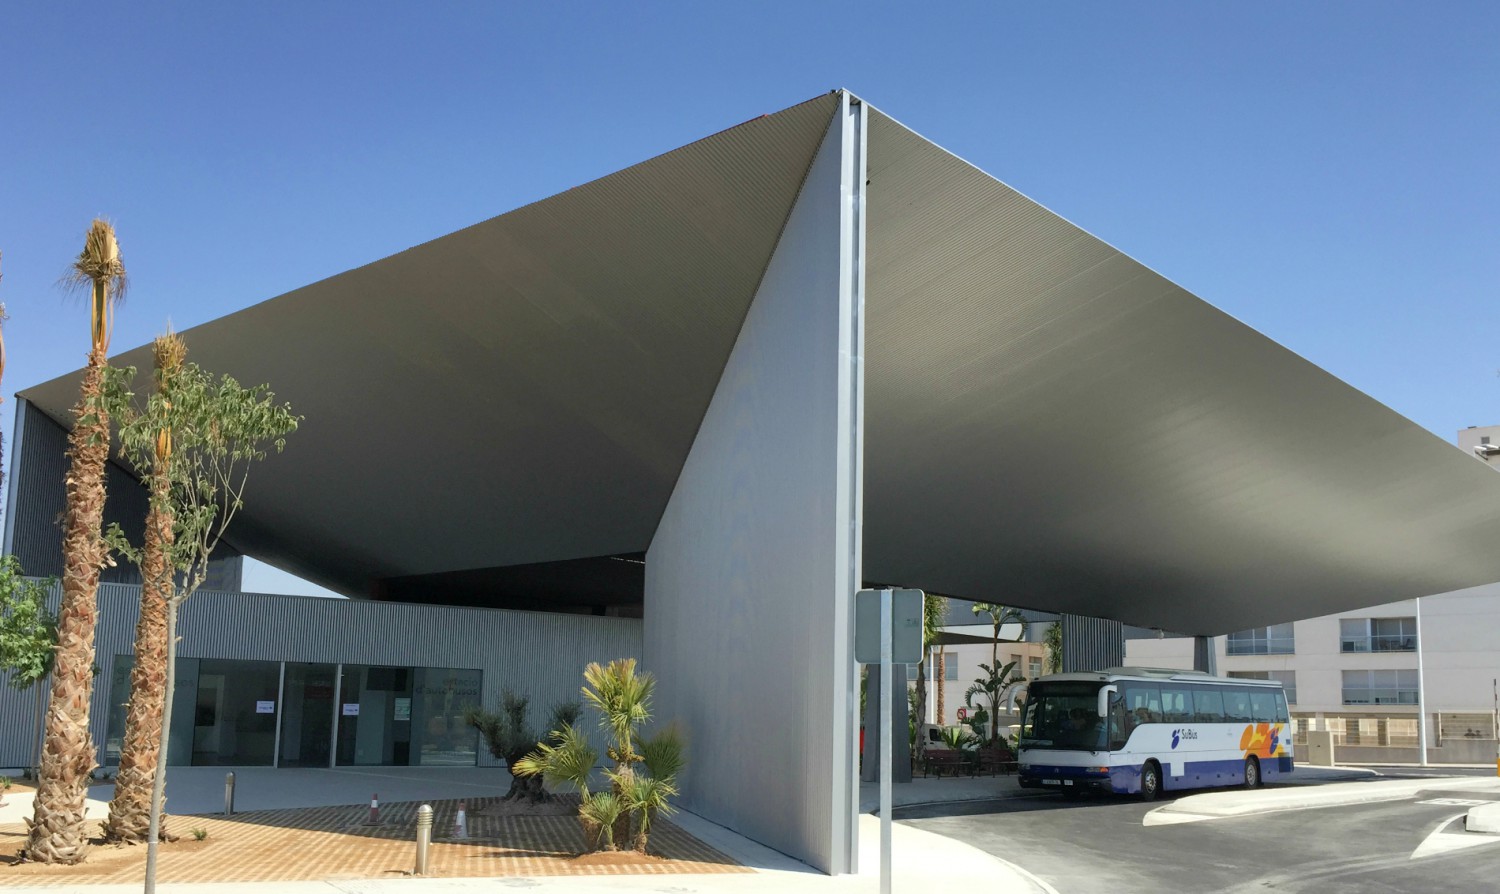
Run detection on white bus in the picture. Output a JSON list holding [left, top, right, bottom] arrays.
[[1017, 667, 1294, 800]]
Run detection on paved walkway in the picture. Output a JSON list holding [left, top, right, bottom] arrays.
[[0, 763, 1409, 893]]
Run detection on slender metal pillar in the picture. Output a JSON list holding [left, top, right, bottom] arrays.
[[272, 661, 286, 768], [835, 88, 869, 877], [878, 589, 892, 894], [1415, 598, 1428, 766], [1193, 635, 1218, 676], [329, 663, 343, 768]]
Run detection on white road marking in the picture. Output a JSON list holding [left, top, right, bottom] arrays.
[[1416, 797, 1492, 807], [1410, 812, 1500, 860]]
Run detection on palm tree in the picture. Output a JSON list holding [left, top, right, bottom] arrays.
[[965, 602, 1027, 745], [1044, 620, 1064, 674], [0, 249, 8, 489], [911, 594, 947, 761], [103, 333, 184, 843], [582, 658, 653, 848], [513, 723, 601, 850], [618, 725, 684, 853], [25, 220, 126, 865]]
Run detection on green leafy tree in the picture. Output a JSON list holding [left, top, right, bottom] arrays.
[[965, 603, 1027, 745], [0, 558, 56, 690], [102, 349, 297, 893]]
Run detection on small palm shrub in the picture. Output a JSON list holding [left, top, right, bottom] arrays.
[[939, 726, 976, 751], [514, 659, 687, 853]]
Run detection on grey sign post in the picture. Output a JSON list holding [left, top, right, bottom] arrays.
[[855, 587, 923, 894]]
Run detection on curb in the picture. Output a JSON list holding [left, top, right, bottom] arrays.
[[1144, 776, 1500, 826]]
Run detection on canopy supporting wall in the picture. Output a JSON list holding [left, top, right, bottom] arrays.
[[645, 94, 866, 875]]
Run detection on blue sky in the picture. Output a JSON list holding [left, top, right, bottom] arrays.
[[2, 3, 1497, 594]]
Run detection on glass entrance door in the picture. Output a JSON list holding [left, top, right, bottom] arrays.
[[336, 665, 415, 766], [279, 662, 337, 767]]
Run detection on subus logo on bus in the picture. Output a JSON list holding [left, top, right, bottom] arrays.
[[1170, 728, 1198, 749]]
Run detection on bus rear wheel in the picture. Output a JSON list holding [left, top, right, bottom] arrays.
[[1243, 756, 1261, 789], [1139, 761, 1161, 801]]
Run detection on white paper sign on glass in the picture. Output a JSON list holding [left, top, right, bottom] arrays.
[[342, 703, 360, 716], [255, 700, 275, 714]]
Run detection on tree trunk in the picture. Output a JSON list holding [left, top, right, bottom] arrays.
[[913, 655, 928, 762], [24, 352, 110, 865], [610, 764, 633, 851], [102, 463, 174, 843], [935, 650, 946, 725], [144, 602, 180, 894]]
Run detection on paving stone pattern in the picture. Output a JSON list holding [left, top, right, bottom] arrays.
[[0, 795, 747, 886]]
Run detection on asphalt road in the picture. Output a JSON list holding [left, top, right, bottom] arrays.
[[895, 778, 1500, 894]]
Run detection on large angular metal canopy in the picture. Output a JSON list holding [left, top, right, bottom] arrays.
[[21, 90, 1500, 634]]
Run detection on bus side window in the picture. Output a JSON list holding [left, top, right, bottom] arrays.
[[1192, 688, 1225, 723], [1224, 688, 1254, 723], [1161, 686, 1193, 723], [1123, 683, 1163, 724], [1274, 690, 1290, 723], [1249, 691, 1278, 723]]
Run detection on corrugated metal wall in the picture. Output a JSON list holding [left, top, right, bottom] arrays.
[[0, 582, 641, 768], [4, 399, 242, 590], [1061, 613, 1125, 672]]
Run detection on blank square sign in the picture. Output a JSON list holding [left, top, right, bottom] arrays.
[[855, 588, 925, 664]]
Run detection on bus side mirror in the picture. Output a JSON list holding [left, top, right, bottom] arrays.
[[1098, 685, 1117, 719]]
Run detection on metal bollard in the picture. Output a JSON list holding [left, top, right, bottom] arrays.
[[414, 804, 433, 875], [224, 771, 235, 816]]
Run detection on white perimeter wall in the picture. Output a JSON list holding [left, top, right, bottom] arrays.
[[645, 103, 861, 873], [1125, 582, 1500, 716]]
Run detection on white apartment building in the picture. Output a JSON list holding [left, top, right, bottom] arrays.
[[910, 619, 1050, 733], [1129, 425, 1500, 764]]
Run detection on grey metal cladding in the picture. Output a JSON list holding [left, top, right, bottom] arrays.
[[15, 93, 842, 601], [645, 108, 855, 874], [1060, 614, 1125, 673], [0, 582, 642, 768], [5, 400, 238, 586], [859, 107, 1500, 636]]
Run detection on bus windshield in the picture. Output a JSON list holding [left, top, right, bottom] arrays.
[[1020, 681, 1107, 750]]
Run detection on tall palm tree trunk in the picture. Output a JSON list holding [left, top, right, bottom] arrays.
[[24, 347, 111, 864], [101, 464, 173, 843], [935, 651, 946, 725]]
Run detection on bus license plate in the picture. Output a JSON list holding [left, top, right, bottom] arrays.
[[1042, 779, 1060, 785]]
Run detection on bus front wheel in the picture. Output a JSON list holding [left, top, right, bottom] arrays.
[[1139, 761, 1161, 801], [1243, 756, 1261, 789]]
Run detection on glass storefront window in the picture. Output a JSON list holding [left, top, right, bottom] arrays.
[[413, 667, 482, 766], [189, 659, 280, 765], [105, 655, 480, 768]]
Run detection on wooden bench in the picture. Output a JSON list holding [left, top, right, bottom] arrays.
[[920, 748, 974, 777], [973, 746, 1018, 776]]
